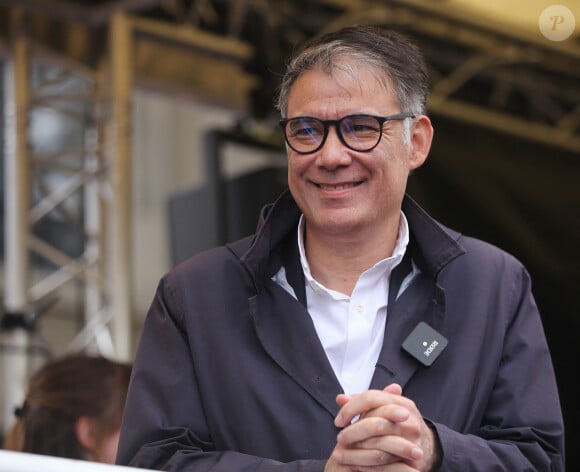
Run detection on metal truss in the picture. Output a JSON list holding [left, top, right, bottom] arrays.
[[25, 64, 114, 354], [0, 2, 257, 434], [2, 11, 133, 353], [161, 0, 580, 153], [1, 0, 577, 151], [1, 8, 134, 433]]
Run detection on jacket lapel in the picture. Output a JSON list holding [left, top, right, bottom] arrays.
[[370, 274, 446, 390], [249, 288, 342, 418], [368, 195, 463, 390], [239, 191, 462, 409], [241, 196, 342, 419]]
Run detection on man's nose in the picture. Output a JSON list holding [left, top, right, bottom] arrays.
[[317, 126, 351, 168]]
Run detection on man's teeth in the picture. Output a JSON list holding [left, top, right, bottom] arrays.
[[319, 182, 358, 190]]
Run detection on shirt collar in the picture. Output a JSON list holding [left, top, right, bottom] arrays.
[[297, 212, 410, 293]]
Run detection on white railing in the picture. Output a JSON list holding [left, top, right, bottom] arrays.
[[0, 450, 156, 472]]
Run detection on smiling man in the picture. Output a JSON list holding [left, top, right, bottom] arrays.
[[117, 25, 565, 472]]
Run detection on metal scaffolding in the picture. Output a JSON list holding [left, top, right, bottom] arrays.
[[0, 9, 134, 434], [0, 1, 256, 435]]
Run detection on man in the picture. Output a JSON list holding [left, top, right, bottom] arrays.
[[116, 25, 565, 471]]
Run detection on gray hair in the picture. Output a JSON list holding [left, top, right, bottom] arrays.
[[276, 25, 429, 123]]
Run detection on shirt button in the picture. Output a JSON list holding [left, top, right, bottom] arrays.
[[355, 304, 365, 314]]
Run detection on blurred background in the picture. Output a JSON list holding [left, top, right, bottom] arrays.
[[0, 0, 578, 469]]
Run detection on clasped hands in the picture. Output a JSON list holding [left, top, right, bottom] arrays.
[[325, 384, 439, 472]]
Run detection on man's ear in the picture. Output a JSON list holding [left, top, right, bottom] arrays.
[[408, 115, 434, 171], [75, 416, 98, 453]]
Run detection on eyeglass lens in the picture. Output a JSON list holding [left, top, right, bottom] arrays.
[[285, 115, 383, 153]]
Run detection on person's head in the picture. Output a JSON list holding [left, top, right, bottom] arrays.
[[3, 353, 131, 464], [277, 24, 429, 123], [276, 25, 433, 241]]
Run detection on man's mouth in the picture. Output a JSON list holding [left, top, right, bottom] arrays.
[[317, 181, 362, 191]]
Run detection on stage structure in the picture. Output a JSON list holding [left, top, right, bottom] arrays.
[[0, 0, 256, 435]]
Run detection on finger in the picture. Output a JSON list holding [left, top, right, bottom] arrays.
[[336, 393, 353, 408], [332, 436, 422, 468], [336, 414, 414, 447], [355, 434, 424, 462], [361, 403, 411, 425], [336, 392, 411, 428], [337, 416, 390, 445], [383, 383, 402, 395], [379, 463, 421, 472], [358, 406, 424, 450], [331, 443, 399, 468]]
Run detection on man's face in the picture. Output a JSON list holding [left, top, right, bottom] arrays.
[[285, 64, 430, 240]]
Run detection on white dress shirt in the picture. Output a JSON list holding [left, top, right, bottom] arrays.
[[296, 213, 409, 395]]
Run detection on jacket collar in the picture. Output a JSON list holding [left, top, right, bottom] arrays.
[[240, 190, 467, 404], [402, 195, 465, 277], [241, 190, 465, 283], [239, 190, 301, 289]]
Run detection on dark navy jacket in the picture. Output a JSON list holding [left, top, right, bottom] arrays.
[[117, 190, 564, 471]]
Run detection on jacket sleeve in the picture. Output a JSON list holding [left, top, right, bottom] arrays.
[[432, 263, 565, 471], [116, 277, 327, 472]]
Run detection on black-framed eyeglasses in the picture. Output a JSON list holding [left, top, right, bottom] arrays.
[[279, 112, 415, 154]]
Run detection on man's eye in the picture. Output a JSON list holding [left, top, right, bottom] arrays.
[[345, 118, 380, 133], [290, 122, 322, 139], [350, 123, 376, 132], [295, 126, 319, 136]]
